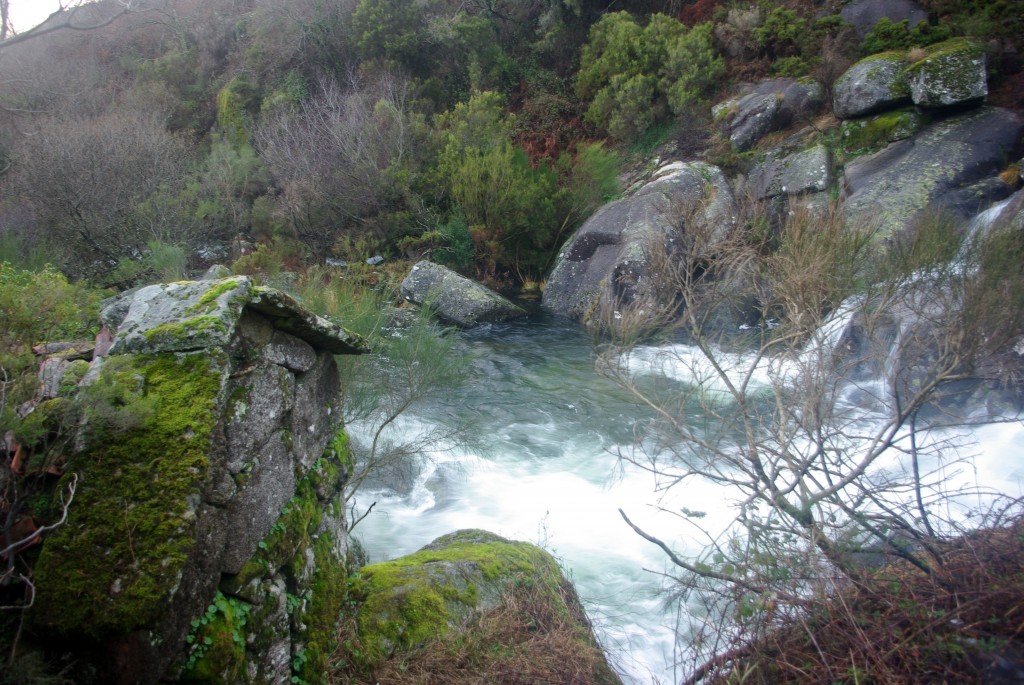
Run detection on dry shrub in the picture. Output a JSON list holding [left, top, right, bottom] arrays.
[[699, 515, 1024, 685], [329, 579, 621, 685]]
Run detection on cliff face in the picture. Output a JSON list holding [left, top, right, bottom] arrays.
[[25, 276, 367, 684]]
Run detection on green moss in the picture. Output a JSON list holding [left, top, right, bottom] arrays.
[[30, 352, 225, 637], [142, 315, 231, 347], [840, 107, 929, 156], [185, 278, 248, 316], [295, 533, 349, 682], [353, 532, 562, 666], [903, 38, 986, 103]]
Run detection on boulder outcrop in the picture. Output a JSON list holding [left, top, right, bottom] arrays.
[[841, 107, 1024, 236], [400, 260, 526, 327], [543, 161, 740, 331], [26, 277, 366, 684], [832, 52, 912, 120], [712, 78, 823, 151]]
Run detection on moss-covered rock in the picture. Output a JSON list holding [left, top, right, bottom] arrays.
[[832, 50, 912, 119], [344, 530, 622, 684], [22, 277, 366, 684], [400, 261, 526, 327], [904, 37, 987, 108], [840, 107, 930, 156]]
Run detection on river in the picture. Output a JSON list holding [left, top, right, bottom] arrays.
[[349, 310, 1024, 684]]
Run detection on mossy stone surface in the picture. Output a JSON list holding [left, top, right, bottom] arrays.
[[840, 107, 930, 156], [31, 352, 226, 637], [353, 530, 567, 665], [904, 38, 987, 108]]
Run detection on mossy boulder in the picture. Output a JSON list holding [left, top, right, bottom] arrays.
[[349, 530, 622, 684], [842, 107, 1024, 236], [832, 51, 912, 119], [904, 38, 987, 108], [25, 277, 366, 684], [400, 261, 525, 327], [840, 107, 930, 156]]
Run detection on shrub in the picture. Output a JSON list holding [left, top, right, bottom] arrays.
[[576, 12, 723, 142], [860, 17, 952, 55]]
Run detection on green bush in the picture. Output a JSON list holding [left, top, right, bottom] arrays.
[[860, 18, 951, 55], [575, 13, 723, 142]]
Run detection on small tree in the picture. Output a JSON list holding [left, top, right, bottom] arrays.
[[602, 199, 1024, 682], [292, 269, 473, 533]]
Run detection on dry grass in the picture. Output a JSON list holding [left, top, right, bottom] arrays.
[[329, 579, 622, 685], [698, 517, 1024, 685]]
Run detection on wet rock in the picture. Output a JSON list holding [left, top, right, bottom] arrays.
[[544, 161, 739, 331], [841, 108, 1024, 236], [400, 261, 525, 327]]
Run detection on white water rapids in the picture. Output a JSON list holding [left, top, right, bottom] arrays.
[[345, 309, 1024, 684]]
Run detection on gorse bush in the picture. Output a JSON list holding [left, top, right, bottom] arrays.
[[576, 12, 723, 142], [860, 17, 951, 55]]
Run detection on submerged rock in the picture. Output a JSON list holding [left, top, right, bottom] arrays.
[[400, 260, 525, 327]]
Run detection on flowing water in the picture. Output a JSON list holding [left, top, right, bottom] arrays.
[[349, 311, 1024, 685]]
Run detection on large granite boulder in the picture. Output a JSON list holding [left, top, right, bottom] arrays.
[[840, 0, 928, 38], [833, 52, 912, 119], [27, 277, 367, 684], [841, 108, 1024, 236], [400, 261, 525, 327], [544, 162, 740, 331], [350, 529, 622, 684], [905, 38, 988, 108], [748, 144, 832, 200], [712, 78, 823, 151]]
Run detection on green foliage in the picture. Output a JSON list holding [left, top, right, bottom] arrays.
[[860, 18, 952, 55], [752, 7, 808, 58], [351, 0, 425, 65], [0, 264, 103, 350], [216, 75, 261, 148], [181, 592, 251, 682], [575, 13, 722, 141]]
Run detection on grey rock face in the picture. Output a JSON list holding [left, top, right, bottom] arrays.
[[543, 162, 738, 331], [833, 53, 911, 119], [840, 0, 928, 38], [28, 276, 366, 684], [712, 78, 823, 151], [400, 261, 525, 327], [749, 144, 832, 200], [906, 38, 987, 108], [842, 108, 1024, 236]]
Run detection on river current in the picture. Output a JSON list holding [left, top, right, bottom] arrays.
[[349, 312, 1024, 685]]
